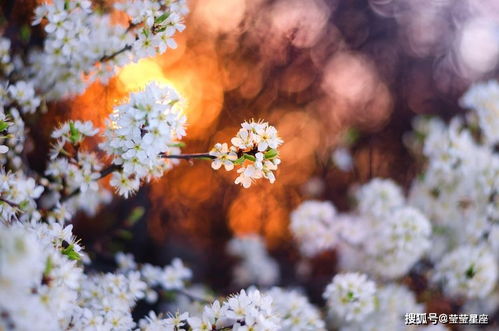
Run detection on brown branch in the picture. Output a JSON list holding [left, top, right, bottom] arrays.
[[161, 153, 215, 160], [0, 197, 19, 208], [59, 164, 121, 204], [99, 44, 132, 62]]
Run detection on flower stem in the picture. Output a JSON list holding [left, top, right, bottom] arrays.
[[160, 152, 215, 160], [0, 197, 19, 208]]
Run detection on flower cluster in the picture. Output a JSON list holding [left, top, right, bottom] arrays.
[[0, 222, 83, 330], [290, 200, 338, 256], [101, 83, 186, 197], [355, 178, 405, 220], [74, 272, 146, 330], [6, 81, 41, 115], [0, 168, 44, 222], [341, 284, 424, 331], [115, 252, 193, 304], [115, 0, 188, 58], [0, 37, 14, 76], [45, 120, 111, 218], [407, 114, 498, 260], [210, 120, 283, 188], [460, 79, 499, 145], [0, 76, 38, 168], [266, 287, 326, 331], [141, 258, 192, 292], [290, 183, 431, 279], [433, 245, 498, 299], [0, 110, 10, 154], [216, 289, 280, 330], [137, 289, 280, 331], [30, 0, 187, 99], [227, 235, 280, 287], [323, 273, 377, 323], [362, 206, 432, 278]]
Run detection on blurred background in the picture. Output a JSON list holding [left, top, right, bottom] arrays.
[[2, 0, 499, 308]]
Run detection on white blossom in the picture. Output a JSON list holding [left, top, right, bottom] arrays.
[[290, 200, 338, 257], [211, 120, 283, 188], [266, 287, 326, 331], [340, 284, 423, 331], [460, 80, 499, 145], [355, 178, 405, 219], [323, 273, 377, 323], [227, 235, 280, 287], [332, 147, 353, 171], [101, 82, 186, 197], [30, 0, 188, 99], [364, 206, 432, 278], [433, 245, 498, 299]]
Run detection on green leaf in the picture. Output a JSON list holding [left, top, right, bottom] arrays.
[[264, 148, 278, 159], [126, 207, 145, 227], [233, 156, 245, 165], [162, 290, 177, 301], [117, 229, 133, 241], [155, 26, 168, 33], [62, 244, 81, 261], [20, 24, 31, 43], [69, 121, 81, 144], [154, 12, 170, 24], [465, 265, 476, 279], [19, 200, 30, 211], [0, 120, 8, 132], [344, 127, 360, 146], [243, 154, 256, 162]]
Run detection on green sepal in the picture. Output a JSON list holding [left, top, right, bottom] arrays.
[[264, 148, 278, 159], [0, 120, 9, 132], [243, 154, 256, 162], [19, 200, 30, 211], [69, 121, 81, 145], [62, 244, 81, 261], [155, 26, 168, 33], [465, 264, 476, 279], [233, 156, 245, 165], [154, 12, 170, 24]]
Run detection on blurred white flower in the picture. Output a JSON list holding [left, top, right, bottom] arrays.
[[323, 273, 377, 323], [434, 245, 498, 299]]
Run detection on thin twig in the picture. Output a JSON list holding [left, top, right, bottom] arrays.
[[161, 153, 215, 160], [59, 164, 120, 204], [99, 44, 132, 62], [0, 197, 19, 208]]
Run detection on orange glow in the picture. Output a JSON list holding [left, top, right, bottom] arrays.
[[65, 0, 402, 249]]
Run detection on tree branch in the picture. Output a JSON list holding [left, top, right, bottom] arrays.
[[161, 153, 215, 160]]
